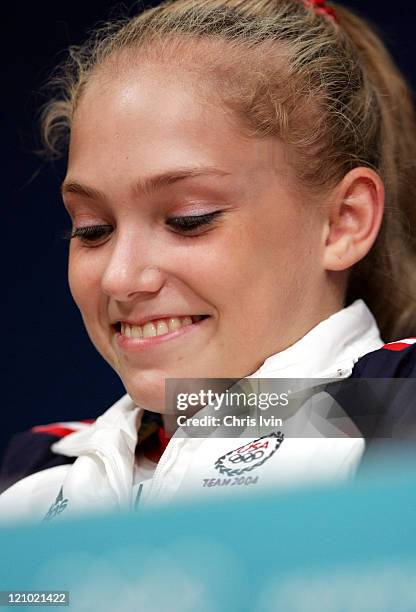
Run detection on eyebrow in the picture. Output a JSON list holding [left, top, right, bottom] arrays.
[[60, 166, 231, 200]]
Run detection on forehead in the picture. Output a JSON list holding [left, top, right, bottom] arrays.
[[67, 61, 294, 196], [72, 63, 222, 145], [72, 61, 239, 146]]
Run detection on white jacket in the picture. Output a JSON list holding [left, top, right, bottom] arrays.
[[0, 300, 383, 523]]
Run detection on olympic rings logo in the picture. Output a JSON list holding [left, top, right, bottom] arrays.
[[228, 450, 265, 464], [214, 432, 284, 477]]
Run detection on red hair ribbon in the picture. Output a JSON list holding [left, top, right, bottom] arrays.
[[302, 0, 338, 22]]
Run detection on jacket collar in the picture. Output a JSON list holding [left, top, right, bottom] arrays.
[[53, 299, 382, 457], [251, 300, 383, 379]]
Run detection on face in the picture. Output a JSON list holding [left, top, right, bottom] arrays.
[[63, 62, 329, 413]]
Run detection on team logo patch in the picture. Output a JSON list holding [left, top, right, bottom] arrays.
[[215, 432, 284, 477], [43, 486, 68, 522]]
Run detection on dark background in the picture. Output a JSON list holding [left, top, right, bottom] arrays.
[[2, 1, 416, 458]]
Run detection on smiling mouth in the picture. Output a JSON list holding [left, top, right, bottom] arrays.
[[114, 315, 209, 339]]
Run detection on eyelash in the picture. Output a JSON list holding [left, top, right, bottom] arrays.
[[166, 211, 223, 232], [63, 212, 224, 245]]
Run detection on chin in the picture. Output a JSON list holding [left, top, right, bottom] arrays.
[[120, 366, 222, 415], [121, 368, 174, 414], [124, 382, 166, 413]]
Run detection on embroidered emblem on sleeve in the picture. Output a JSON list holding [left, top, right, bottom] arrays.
[[43, 486, 68, 522]]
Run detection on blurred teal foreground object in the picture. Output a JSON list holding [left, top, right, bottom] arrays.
[[0, 454, 415, 612]]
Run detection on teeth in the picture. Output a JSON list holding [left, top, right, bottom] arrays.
[[131, 326, 142, 339], [168, 318, 181, 332], [142, 322, 157, 338], [156, 320, 169, 336], [119, 315, 206, 339]]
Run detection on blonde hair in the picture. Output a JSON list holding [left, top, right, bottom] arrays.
[[41, 0, 416, 341]]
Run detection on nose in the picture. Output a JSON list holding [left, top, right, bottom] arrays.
[[101, 231, 166, 301]]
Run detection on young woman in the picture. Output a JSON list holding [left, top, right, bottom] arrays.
[[1, 0, 416, 521]]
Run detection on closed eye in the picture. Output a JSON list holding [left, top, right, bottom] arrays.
[[166, 211, 224, 235], [63, 224, 113, 245], [61, 211, 224, 244]]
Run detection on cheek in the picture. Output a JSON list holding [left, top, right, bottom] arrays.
[[200, 209, 320, 321], [68, 247, 102, 314], [224, 212, 298, 279], [244, 204, 319, 272]]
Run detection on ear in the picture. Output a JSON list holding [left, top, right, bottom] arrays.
[[322, 167, 385, 272]]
